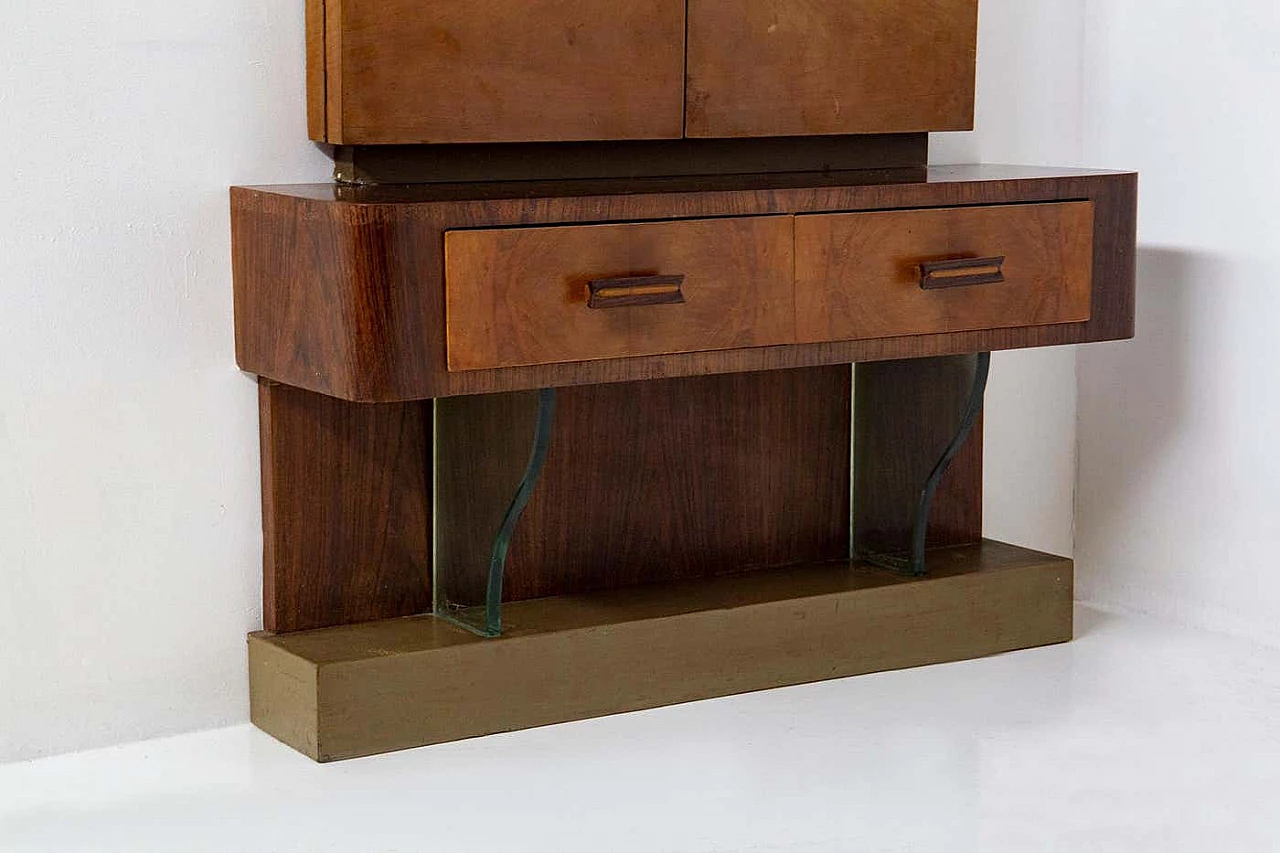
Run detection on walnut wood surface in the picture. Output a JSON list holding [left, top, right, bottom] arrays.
[[231, 166, 1137, 402], [314, 0, 685, 144], [332, 134, 928, 185], [305, 0, 325, 141], [796, 202, 1095, 342], [444, 217, 796, 370], [258, 380, 431, 633], [434, 368, 853, 608], [686, 0, 977, 138], [853, 356, 984, 560], [250, 541, 1073, 761]]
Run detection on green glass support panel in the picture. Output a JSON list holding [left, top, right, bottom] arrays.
[[854, 353, 991, 577], [433, 388, 556, 637]]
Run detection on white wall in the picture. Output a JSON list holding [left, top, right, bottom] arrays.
[[0, 1, 330, 762], [934, 0, 1086, 559], [0, 1, 1086, 762], [1076, 1, 1280, 645]]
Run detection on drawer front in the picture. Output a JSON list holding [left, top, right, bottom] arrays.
[[320, 0, 686, 145], [445, 217, 796, 371], [686, 0, 977, 138], [795, 202, 1095, 343]]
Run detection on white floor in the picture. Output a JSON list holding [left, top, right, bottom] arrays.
[[2, 606, 1279, 853]]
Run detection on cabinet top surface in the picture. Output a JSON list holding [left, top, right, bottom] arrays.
[[233, 165, 1136, 206]]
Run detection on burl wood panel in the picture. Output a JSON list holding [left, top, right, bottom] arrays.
[[258, 380, 431, 633], [232, 166, 1137, 402], [853, 356, 984, 561], [313, 0, 685, 144], [686, 0, 978, 138], [445, 217, 796, 371], [435, 367, 852, 607], [796, 202, 1095, 343]]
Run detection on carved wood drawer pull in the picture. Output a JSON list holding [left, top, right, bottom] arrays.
[[588, 275, 687, 308], [919, 256, 1006, 290]]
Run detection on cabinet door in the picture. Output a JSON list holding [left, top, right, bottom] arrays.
[[686, 0, 978, 138], [314, 0, 686, 144]]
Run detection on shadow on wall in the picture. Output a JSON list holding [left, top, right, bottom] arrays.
[[1074, 247, 1212, 605]]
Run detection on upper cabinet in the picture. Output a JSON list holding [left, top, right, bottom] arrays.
[[308, 0, 978, 145], [686, 0, 978, 138], [310, 0, 687, 145]]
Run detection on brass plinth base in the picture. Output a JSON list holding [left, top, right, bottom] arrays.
[[249, 540, 1072, 762]]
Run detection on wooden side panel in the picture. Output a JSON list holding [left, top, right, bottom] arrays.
[[796, 202, 1095, 343], [259, 381, 432, 633], [434, 367, 852, 606], [687, 0, 978, 137], [231, 188, 430, 403], [444, 217, 796, 371], [853, 356, 984, 560], [305, 0, 326, 141], [249, 542, 1074, 762], [328, 0, 685, 144]]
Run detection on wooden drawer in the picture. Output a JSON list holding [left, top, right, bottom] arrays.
[[794, 202, 1095, 343], [687, 0, 978, 138], [310, 0, 686, 145], [445, 217, 796, 371]]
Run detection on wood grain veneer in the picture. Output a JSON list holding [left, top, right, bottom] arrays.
[[264, 368, 854, 632], [305, 0, 326, 141], [258, 380, 431, 633], [444, 217, 796, 370], [796, 202, 1094, 342], [231, 167, 1138, 402], [686, 0, 978, 138], [313, 0, 685, 145], [434, 367, 853, 609]]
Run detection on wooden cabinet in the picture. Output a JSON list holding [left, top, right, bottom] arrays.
[[240, 0, 1138, 763], [309, 0, 977, 144], [311, 0, 686, 144], [687, 0, 978, 137]]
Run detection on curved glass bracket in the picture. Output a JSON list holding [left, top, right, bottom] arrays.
[[861, 353, 991, 578], [433, 387, 557, 639], [905, 352, 991, 576], [481, 387, 556, 636]]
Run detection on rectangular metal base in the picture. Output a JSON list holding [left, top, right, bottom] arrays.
[[249, 540, 1072, 762]]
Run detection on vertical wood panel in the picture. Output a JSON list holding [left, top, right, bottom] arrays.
[[444, 216, 796, 371], [324, 0, 343, 142], [305, 0, 327, 141], [795, 202, 1095, 342], [259, 380, 431, 633]]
